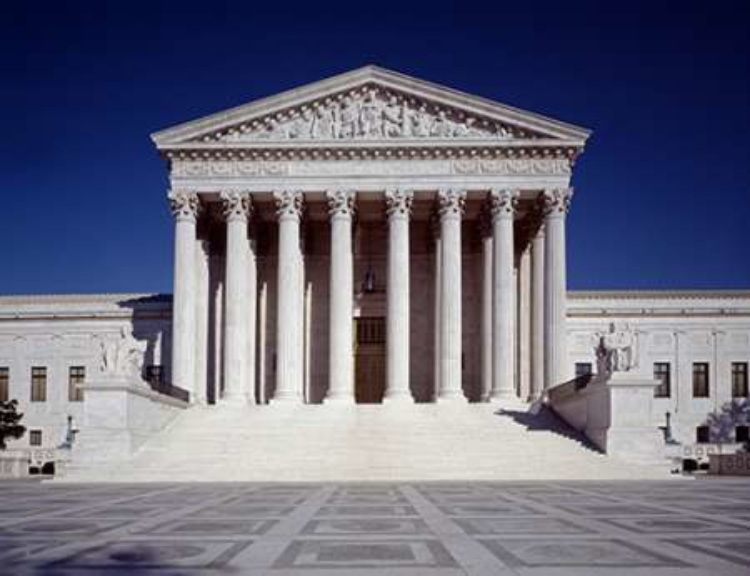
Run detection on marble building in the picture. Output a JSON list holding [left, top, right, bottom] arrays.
[[0, 67, 748, 475]]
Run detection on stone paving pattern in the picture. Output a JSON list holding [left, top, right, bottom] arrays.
[[0, 479, 749, 575]]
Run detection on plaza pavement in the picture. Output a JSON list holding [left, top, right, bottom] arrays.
[[0, 479, 749, 575]]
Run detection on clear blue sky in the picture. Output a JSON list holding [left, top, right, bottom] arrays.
[[1, 0, 748, 295]]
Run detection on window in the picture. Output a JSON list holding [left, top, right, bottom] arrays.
[[696, 426, 710, 444], [68, 366, 85, 402], [692, 363, 709, 398], [29, 430, 42, 446], [732, 362, 748, 398], [654, 363, 671, 398], [146, 365, 163, 387], [0, 367, 8, 402], [575, 363, 593, 377], [736, 426, 750, 443], [30, 367, 47, 402]]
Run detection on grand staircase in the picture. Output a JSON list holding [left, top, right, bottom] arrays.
[[63, 402, 671, 481]]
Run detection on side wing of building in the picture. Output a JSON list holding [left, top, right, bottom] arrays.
[[0, 294, 172, 451]]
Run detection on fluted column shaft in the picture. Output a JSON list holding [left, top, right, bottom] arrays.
[[438, 189, 466, 401], [274, 190, 304, 402], [489, 189, 518, 400], [384, 189, 413, 402], [169, 191, 200, 399], [530, 222, 545, 398], [480, 214, 493, 401], [221, 192, 252, 404], [543, 188, 573, 388], [326, 190, 355, 402]]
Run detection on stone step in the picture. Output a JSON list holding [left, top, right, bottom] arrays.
[[63, 402, 672, 482]]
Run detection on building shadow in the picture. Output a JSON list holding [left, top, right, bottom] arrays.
[[493, 403, 602, 453]]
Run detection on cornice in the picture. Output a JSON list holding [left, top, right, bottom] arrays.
[[161, 141, 583, 162], [0, 293, 171, 306], [568, 290, 750, 301]]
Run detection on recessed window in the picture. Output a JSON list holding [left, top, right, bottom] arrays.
[[31, 367, 47, 402], [575, 363, 593, 378], [29, 430, 42, 446], [696, 426, 710, 444], [692, 363, 709, 398], [732, 362, 748, 398], [736, 426, 749, 443], [68, 366, 85, 402], [0, 367, 8, 402], [654, 363, 671, 398]]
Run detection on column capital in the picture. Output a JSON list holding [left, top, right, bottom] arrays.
[[326, 189, 356, 219], [220, 191, 252, 222], [273, 190, 304, 221], [385, 188, 413, 219], [489, 188, 519, 221], [540, 187, 574, 217], [168, 190, 201, 221], [437, 188, 466, 220]]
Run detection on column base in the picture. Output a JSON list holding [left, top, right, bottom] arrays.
[[269, 392, 301, 404], [436, 392, 467, 404], [323, 394, 355, 405], [382, 393, 414, 405], [221, 392, 250, 406], [489, 390, 517, 401]]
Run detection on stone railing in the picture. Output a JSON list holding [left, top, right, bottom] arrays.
[[546, 371, 665, 464], [68, 375, 189, 473]]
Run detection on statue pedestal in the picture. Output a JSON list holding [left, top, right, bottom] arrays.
[[585, 373, 665, 464], [72, 375, 188, 467], [548, 371, 665, 465]]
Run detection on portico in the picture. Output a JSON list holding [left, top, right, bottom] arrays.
[[153, 66, 589, 406]]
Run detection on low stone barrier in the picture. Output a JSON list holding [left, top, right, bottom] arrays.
[[709, 453, 750, 475], [547, 372, 664, 464], [0, 452, 29, 478]]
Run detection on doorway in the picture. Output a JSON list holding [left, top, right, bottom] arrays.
[[354, 317, 386, 403]]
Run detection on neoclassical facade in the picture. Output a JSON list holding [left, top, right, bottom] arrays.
[[155, 66, 585, 406], [1, 67, 748, 475]]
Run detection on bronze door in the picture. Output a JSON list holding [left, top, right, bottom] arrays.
[[354, 317, 386, 403]]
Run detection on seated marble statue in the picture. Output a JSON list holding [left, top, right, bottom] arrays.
[[99, 326, 147, 379], [595, 322, 637, 375]]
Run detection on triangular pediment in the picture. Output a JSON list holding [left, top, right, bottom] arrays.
[[152, 66, 590, 148]]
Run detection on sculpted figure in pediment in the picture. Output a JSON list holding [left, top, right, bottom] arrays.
[[382, 95, 404, 137], [338, 95, 361, 138], [360, 89, 384, 138]]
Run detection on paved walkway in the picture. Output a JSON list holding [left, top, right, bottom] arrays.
[[1, 479, 749, 575]]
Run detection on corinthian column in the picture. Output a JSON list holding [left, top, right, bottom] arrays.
[[489, 188, 518, 400], [384, 188, 413, 402], [437, 188, 466, 401], [168, 190, 200, 399], [479, 211, 492, 401], [273, 190, 304, 402], [326, 190, 355, 403], [530, 219, 545, 398], [221, 191, 252, 404], [542, 188, 573, 388]]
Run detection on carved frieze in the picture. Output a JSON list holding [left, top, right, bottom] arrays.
[[170, 158, 571, 180], [196, 85, 533, 144]]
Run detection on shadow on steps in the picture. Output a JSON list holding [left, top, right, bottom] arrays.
[[493, 404, 602, 454]]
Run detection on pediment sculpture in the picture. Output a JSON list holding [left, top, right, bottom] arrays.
[[98, 326, 147, 379], [595, 322, 638, 375], [211, 85, 524, 143]]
